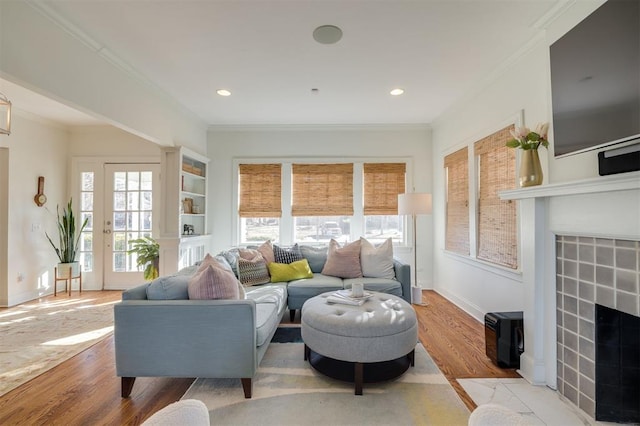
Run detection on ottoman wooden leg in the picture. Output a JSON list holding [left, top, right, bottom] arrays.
[[304, 344, 310, 361], [354, 362, 363, 395]]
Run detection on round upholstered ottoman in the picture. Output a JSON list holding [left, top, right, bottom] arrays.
[[301, 291, 418, 395]]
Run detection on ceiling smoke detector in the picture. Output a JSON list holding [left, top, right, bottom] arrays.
[[313, 25, 343, 44]]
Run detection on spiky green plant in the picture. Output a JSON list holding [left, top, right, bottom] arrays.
[[46, 199, 89, 263], [127, 236, 160, 281]]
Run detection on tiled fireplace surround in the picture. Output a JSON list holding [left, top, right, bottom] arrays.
[[555, 235, 640, 418], [501, 171, 640, 422]]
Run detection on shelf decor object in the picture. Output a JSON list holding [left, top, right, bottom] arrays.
[[398, 192, 432, 305], [505, 123, 549, 188]]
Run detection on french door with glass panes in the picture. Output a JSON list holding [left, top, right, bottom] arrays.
[[102, 164, 160, 289]]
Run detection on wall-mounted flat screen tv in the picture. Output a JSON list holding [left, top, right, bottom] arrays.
[[550, 0, 640, 157]]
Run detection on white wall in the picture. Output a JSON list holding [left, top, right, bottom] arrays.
[[430, 0, 608, 385], [69, 126, 161, 157], [430, 0, 605, 322], [431, 40, 549, 320], [0, 1, 208, 153], [0, 113, 69, 306], [0, 121, 169, 305], [207, 125, 434, 287]]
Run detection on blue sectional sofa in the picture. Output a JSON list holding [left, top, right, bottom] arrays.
[[114, 244, 411, 398]]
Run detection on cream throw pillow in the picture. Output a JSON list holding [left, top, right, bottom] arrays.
[[360, 237, 395, 279], [321, 239, 363, 279]]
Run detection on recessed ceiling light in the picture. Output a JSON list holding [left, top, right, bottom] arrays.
[[313, 25, 343, 44], [217, 89, 231, 97], [390, 88, 404, 96]]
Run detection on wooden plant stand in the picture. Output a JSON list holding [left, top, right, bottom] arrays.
[[54, 266, 82, 296]]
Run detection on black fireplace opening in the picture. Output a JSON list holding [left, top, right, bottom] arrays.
[[595, 304, 640, 423]]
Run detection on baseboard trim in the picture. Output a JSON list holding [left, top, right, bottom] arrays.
[[432, 287, 485, 323]]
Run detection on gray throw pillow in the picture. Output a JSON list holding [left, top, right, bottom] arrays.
[[299, 245, 328, 273], [146, 274, 190, 300]]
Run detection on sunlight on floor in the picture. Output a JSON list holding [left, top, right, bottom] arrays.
[[0, 316, 36, 326], [42, 326, 114, 346]]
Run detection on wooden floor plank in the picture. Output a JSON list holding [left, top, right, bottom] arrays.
[[415, 290, 521, 411], [0, 289, 520, 424]]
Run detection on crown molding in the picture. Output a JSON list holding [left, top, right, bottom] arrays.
[[24, 0, 208, 127], [432, 1, 575, 128], [208, 123, 430, 133], [531, 0, 576, 30]]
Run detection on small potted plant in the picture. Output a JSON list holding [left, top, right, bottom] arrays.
[[506, 122, 549, 187], [46, 199, 88, 278], [127, 236, 160, 281]]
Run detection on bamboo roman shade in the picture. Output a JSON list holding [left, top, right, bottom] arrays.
[[444, 148, 470, 255], [291, 163, 354, 216], [238, 163, 282, 217], [363, 163, 406, 215], [474, 125, 517, 269]]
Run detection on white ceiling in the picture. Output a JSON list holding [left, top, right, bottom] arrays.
[[11, 0, 564, 127]]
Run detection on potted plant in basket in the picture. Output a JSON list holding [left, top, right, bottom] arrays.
[[506, 122, 549, 187], [46, 199, 88, 279], [127, 236, 160, 281]]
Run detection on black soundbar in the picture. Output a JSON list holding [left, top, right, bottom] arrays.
[[598, 142, 640, 176]]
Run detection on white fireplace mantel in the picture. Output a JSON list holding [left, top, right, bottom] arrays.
[[498, 171, 640, 388], [501, 170, 640, 201]]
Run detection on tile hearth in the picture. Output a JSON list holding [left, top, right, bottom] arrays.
[[459, 378, 614, 425], [556, 236, 640, 420]]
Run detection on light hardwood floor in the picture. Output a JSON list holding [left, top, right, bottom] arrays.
[[0, 290, 519, 425]]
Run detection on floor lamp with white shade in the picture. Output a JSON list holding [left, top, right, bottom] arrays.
[[398, 192, 432, 305]]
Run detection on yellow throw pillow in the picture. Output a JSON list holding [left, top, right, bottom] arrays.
[[268, 259, 313, 283]]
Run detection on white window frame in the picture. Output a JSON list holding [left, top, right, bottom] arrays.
[[232, 157, 413, 247], [441, 111, 524, 278]]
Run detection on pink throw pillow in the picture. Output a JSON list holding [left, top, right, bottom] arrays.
[[321, 239, 363, 279], [188, 264, 240, 300], [257, 240, 275, 264]]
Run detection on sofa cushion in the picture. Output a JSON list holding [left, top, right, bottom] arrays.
[[273, 243, 304, 264], [188, 264, 240, 300], [287, 273, 344, 299], [343, 277, 402, 296], [321, 239, 363, 279], [146, 274, 190, 300], [245, 283, 287, 307], [360, 237, 395, 279], [255, 302, 279, 347], [268, 259, 313, 282], [300, 245, 328, 273], [237, 250, 271, 286]]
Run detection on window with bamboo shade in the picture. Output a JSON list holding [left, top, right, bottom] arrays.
[[474, 125, 518, 269], [444, 148, 470, 255], [238, 164, 282, 217], [363, 163, 406, 215], [291, 163, 354, 216]]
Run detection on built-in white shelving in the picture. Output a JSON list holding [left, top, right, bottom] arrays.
[[159, 146, 211, 274]]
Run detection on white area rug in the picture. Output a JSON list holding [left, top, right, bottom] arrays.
[[183, 341, 470, 425], [0, 296, 115, 396]]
